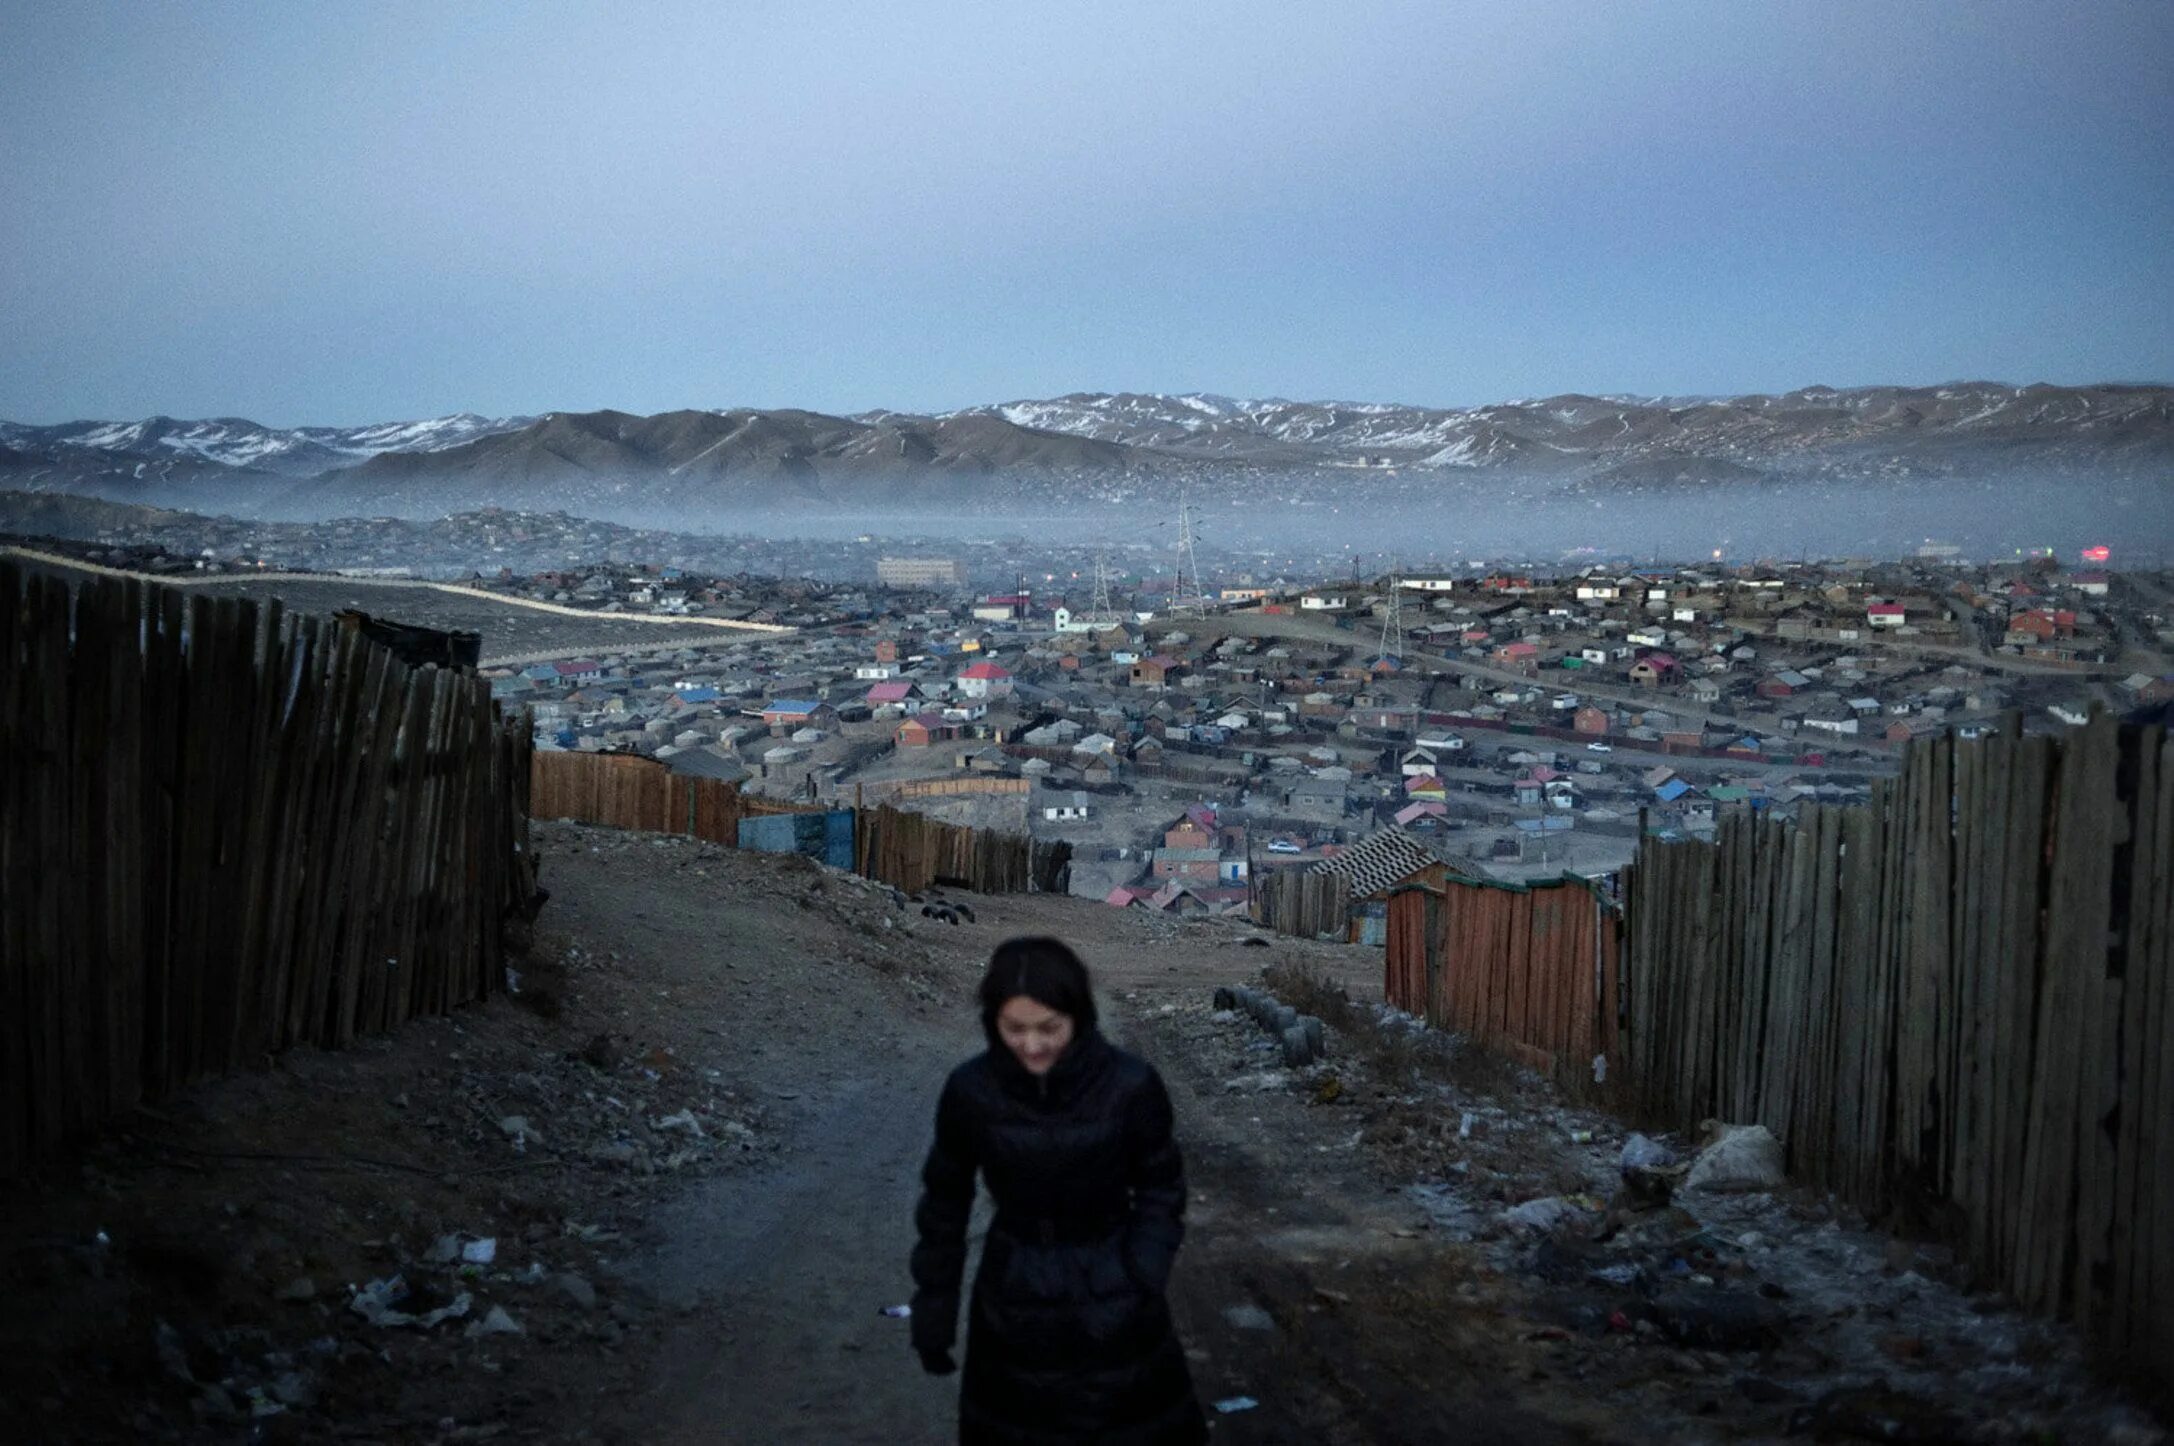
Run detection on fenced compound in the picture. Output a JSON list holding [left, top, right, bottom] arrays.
[[1384, 874, 1619, 1089], [530, 751, 1069, 897], [1251, 869, 1350, 940], [0, 561, 537, 1177], [1620, 715, 2172, 1378]]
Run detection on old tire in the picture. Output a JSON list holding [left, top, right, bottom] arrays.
[[1213, 987, 1236, 1012], [1281, 1026, 1315, 1068], [1299, 1015, 1326, 1057]]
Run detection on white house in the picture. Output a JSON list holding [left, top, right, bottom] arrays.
[[955, 661, 1014, 699], [1300, 591, 1351, 611], [1053, 606, 1127, 634], [1401, 575, 1458, 593], [1041, 791, 1091, 822], [855, 662, 901, 680]]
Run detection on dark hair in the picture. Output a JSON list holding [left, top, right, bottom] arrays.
[[978, 936, 1097, 1037]]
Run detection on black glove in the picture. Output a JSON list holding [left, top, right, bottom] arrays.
[[917, 1346, 957, 1376]]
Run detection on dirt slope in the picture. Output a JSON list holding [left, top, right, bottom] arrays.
[[1, 823, 2160, 1445]]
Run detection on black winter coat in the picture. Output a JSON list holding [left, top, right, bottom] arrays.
[[910, 1029, 1206, 1445]]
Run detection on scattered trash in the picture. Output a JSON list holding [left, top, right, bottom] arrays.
[[1589, 1263, 1642, 1288], [1685, 1123, 1785, 1193], [464, 1304, 524, 1338], [1223, 1303, 1276, 1332], [348, 1276, 473, 1329], [878, 1304, 913, 1319], [1591, 1053, 1608, 1084], [1567, 1128, 1594, 1145], [1503, 1196, 1587, 1233], [555, 1272, 598, 1310], [462, 1238, 498, 1266], [652, 1108, 706, 1137], [1213, 1396, 1260, 1414], [1621, 1134, 1676, 1171], [1458, 1111, 1476, 1139]]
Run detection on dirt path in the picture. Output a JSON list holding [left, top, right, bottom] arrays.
[[4, 822, 2158, 1443]]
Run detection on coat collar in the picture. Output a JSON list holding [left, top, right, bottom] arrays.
[[986, 1027, 1114, 1108]]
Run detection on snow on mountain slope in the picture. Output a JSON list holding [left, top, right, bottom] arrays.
[[1, 413, 532, 477]]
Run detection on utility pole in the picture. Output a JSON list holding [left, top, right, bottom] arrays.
[[1176, 491, 1204, 617], [1378, 560, 1405, 664]]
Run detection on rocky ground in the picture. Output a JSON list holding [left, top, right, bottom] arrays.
[[0, 821, 2164, 1444]]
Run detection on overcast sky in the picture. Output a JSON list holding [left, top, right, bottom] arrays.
[[2, 1, 2169, 425]]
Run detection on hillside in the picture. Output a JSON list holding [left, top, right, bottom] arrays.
[[2, 381, 2168, 525]]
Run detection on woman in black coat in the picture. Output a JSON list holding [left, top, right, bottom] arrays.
[[910, 937, 1207, 1445]]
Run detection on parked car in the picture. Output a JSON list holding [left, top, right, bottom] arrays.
[[1586, 741, 1613, 752], [1266, 839, 1303, 854]]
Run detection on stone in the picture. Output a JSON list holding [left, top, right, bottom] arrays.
[[1649, 1291, 1785, 1351], [1684, 1124, 1784, 1193], [556, 1273, 599, 1310], [498, 1116, 544, 1147]]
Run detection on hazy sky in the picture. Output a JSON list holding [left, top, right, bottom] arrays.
[[3, 1, 2169, 425]]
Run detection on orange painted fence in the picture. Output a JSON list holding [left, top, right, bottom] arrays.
[[1384, 875, 1620, 1092]]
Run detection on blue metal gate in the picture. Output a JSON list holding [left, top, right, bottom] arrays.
[[737, 809, 856, 871]]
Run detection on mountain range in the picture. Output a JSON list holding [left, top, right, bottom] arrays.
[[1, 382, 2166, 523]]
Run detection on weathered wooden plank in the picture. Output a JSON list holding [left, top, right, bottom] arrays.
[[25, 577, 74, 1147], [1948, 733, 1989, 1247], [2018, 715, 2112, 1314], [2072, 718, 2133, 1336], [2142, 730, 2174, 1373], [0, 562, 33, 1171]]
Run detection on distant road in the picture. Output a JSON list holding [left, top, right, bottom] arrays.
[[2, 545, 796, 668], [2, 543, 792, 631]]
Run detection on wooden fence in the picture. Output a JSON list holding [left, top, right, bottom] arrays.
[[855, 805, 1071, 895], [860, 775, 1031, 803], [531, 750, 810, 844], [1620, 715, 2172, 1379], [1252, 869, 1351, 939], [0, 561, 537, 1177], [531, 751, 1068, 896], [1384, 875, 1620, 1088]]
